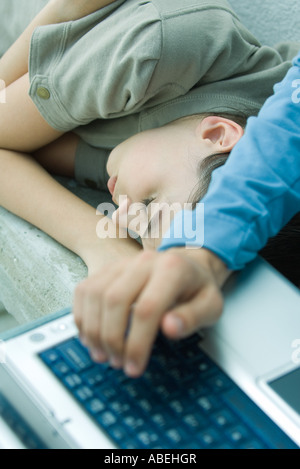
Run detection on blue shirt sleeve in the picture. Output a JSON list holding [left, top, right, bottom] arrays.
[[159, 52, 300, 271]]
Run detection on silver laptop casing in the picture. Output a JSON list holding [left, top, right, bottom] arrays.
[[0, 258, 299, 448]]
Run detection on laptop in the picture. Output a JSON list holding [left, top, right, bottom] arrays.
[[0, 257, 299, 449]]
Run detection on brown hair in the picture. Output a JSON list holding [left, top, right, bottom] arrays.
[[189, 113, 300, 288]]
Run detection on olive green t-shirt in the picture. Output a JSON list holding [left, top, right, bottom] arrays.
[[27, 0, 299, 188]]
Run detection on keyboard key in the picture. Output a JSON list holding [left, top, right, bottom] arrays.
[[154, 382, 176, 401], [197, 359, 216, 375], [150, 409, 178, 431], [136, 397, 155, 413], [63, 373, 83, 389], [136, 428, 160, 448], [143, 364, 164, 384], [211, 409, 236, 428], [198, 427, 221, 448], [165, 427, 190, 447], [52, 361, 71, 376], [40, 349, 60, 365], [57, 340, 93, 372], [95, 383, 119, 401], [186, 383, 209, 400], [109, 424, 131, 444], [176, 340, 204, 361], [182, 412, 208, 431], [82, 367, 106, 387], [74, 386, 94, 402], [169, 399, 186, 416], [168, 365, 193, 383], [122, 382, 141, 399], [197, 395, 219, 413], [151, 353, 169, 368], [123, 414, 145, 431], [85, 398, 106, 415], [123, 439, 141, 450], [226, 424, 252, 444], [207, 374, 232, 393], [96, 411, 117, 429], [109, 400, 131, 416]]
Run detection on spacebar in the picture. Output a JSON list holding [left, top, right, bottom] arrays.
[[223, 388, 298, 449]]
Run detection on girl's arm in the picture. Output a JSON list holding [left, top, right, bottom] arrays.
[[0, 0, 121, 87], [0, 74, 63, 153], [0, 144, 141, 276], [0, 0, 137, 276], [0, 75, 140, 273]]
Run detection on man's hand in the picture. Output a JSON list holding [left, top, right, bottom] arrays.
[[73, 248, 231, 377]]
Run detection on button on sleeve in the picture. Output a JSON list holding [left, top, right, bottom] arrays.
[[36, 87, 51, 100]]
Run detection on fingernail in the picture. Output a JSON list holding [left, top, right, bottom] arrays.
[[110, 355, 123, 369], [124, 360, 139, 377], [80, 335, 88, 346], [90, 347, 107, 363], [167, 315, 184, 336]]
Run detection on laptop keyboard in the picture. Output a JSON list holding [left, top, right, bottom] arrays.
[[40, 334, 298, 449]]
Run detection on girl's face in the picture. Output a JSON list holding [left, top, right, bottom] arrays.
[[107, 120, 200, 205], [106, 120, 204, 248], [106, 116, 243, 248]]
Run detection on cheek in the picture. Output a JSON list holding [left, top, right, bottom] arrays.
[[107, 145, 122, 176], [120, 166, 158, 201], [119, 152, 148, 184]]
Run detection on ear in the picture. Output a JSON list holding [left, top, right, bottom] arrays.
[[197, 116, 244, 153]]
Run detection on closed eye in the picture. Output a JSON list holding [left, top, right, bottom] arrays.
[[142, 197, 155, 207], [141, 197, 156, 236]]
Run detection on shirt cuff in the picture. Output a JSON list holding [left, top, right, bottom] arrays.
[[28, 23, 81, 132], [74, 140, 110, 190], [158, 207, 255, 271]]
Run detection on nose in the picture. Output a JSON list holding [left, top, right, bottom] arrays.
[[107, 176, 117, 197]]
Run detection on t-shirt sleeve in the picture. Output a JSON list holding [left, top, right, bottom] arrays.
[[29, 0, 161, 131], [28, 0, 263, 132]]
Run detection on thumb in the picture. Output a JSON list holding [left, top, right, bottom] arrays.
[[161, 284, 224, 339]]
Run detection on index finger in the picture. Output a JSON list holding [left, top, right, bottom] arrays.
[[123, 252, 202, 377]]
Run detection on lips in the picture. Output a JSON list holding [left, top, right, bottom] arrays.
[[107, 176, 117, 199]]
